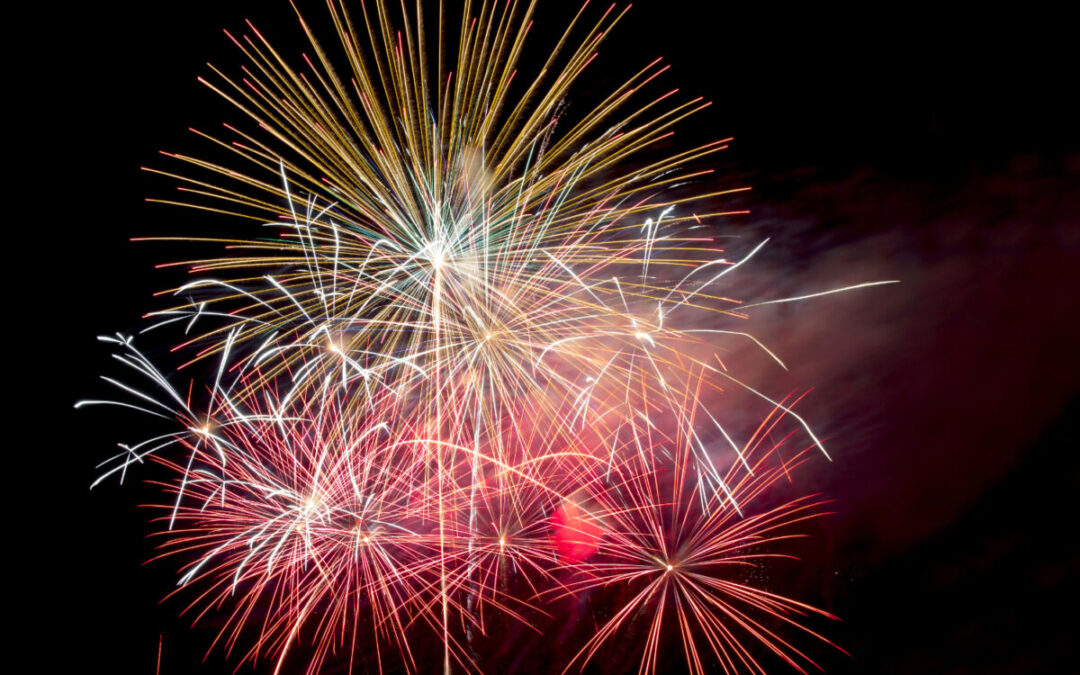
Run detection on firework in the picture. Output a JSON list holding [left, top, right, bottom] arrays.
[[80, 1, 895, 672]]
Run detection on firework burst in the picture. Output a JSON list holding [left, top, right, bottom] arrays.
[[80, 1, 895, 672]]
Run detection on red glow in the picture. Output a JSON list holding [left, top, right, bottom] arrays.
[[551, 498, 602, 562]]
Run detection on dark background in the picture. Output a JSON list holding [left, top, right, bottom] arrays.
[[38, 1, 1078, 672]]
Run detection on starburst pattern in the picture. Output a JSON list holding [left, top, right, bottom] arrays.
[[79, 1, 893, 672]]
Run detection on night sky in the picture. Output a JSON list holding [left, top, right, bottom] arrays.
[[41, 1, 1078, 673]]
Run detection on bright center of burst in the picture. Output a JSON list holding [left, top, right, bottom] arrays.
[[666, 563, 674, 572], [428, 240, 449, 271]]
